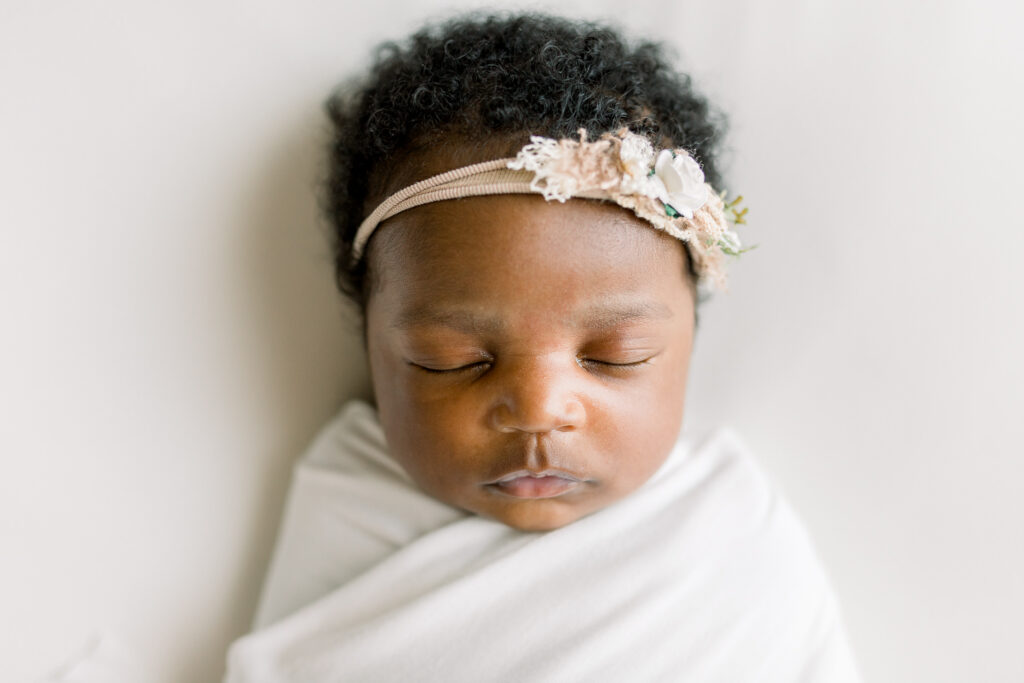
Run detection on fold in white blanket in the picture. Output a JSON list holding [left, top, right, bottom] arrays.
[[225, 401, 860, 682]]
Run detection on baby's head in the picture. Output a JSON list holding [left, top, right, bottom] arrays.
[[324, 13, 733, 531]]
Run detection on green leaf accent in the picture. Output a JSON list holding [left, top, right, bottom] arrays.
[[664, 204, 679, 218]]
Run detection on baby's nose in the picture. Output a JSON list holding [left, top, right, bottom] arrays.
[[486, 356, 586, 434]]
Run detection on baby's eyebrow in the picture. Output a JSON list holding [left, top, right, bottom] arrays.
[[578, 301, 674, 329], [392, 301, 672, 333], [392, 308, 503, 333]]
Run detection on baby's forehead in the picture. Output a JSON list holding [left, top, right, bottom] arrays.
[[366, 195, 694, 335], [370, 194, 684, 277]]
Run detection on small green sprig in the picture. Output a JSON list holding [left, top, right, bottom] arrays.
[[718, 191, 755, 256], [721, 191, 749, 225]]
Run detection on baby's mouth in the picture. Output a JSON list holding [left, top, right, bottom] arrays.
[[486, 470, 584, 499]]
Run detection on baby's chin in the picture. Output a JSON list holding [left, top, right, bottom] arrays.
[[469, 497, 606, 533]]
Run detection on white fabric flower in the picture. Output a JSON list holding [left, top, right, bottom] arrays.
[[649, 149, 708, 219], [618, 134, 655, 195]]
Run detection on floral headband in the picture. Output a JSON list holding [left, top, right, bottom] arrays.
[[352, 128, 749, 290]]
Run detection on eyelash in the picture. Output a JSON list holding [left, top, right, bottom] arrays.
[[413, 361, 490, 375], [411, 357, 652, 375], [578, 357, 652, 370]]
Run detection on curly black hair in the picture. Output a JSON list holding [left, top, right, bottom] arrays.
[[324, 11, 729, 316]]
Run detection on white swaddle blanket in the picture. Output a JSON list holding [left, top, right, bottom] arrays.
[[225, 401, 860, 682]]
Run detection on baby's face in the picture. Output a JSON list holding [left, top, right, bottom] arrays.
[[365, 194, 695, 531]]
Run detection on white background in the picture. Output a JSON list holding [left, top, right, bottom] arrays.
[[2, 0, 1022, 681]]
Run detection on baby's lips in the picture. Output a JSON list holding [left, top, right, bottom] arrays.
[[489, 474, 582, 499], [489, 468, 583, 485]]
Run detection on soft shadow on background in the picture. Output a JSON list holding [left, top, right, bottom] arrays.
[[210, 110, 372, 678], [1, 1, 1022, 681]]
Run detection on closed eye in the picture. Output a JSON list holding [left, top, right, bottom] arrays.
[[577, 356, 654, 370], [409, 360, 491, 374]]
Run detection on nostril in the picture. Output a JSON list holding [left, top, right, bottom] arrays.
[[488, 397, 585, 434]]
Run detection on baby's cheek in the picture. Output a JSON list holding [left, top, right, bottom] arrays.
[[599, 377, 685, 479], [389, 396, 482, 477]]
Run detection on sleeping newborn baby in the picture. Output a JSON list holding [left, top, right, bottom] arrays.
[[225, 12, 861, 682]]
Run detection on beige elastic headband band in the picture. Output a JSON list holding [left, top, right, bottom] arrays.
[[351, 159, 608, 261], [349, 128, 748, 290]]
